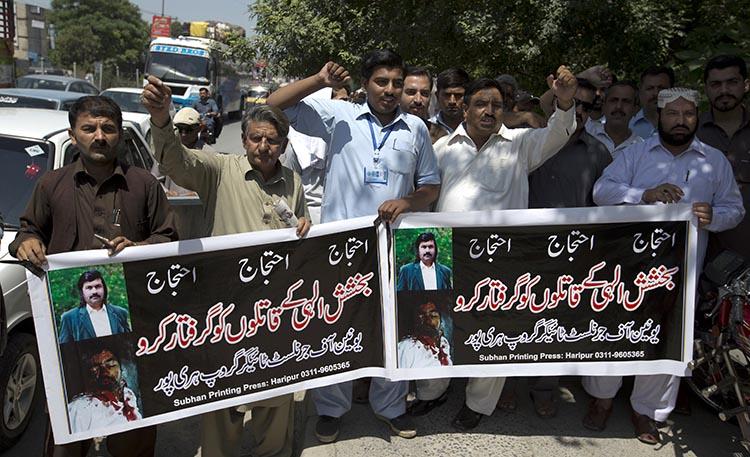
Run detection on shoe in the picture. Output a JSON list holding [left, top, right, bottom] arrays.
[[375, 413, 417, 438], [408, 388, 450, 416], [582, 399, 612, 431], [452, 405, 483, 430], [530, 390, 557, 418], [315, 415, 340, 443], [631, 411, 660, 445]]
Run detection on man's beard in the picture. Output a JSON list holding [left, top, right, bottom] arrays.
[[658, 122, 697, 147], [712, 93, 744, 112]]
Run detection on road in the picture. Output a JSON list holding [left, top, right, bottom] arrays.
[[214, 117, 244, 155]]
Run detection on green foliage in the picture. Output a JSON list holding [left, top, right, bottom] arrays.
[[248, 0, 749, 95], [394, 228, 453, 272], [48, 264, 129, 330], [48, 0, 149, 73]]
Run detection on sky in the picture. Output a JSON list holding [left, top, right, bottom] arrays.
[[31, 0, 257, 35]]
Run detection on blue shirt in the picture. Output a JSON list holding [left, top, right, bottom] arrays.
[[629, 109, 657, 140], [593, 135, 744, 233], [285, 99, 440, 223]]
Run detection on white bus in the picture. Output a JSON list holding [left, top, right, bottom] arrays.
[[145, 36, 243, 117]]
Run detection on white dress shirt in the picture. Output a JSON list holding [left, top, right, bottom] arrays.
[[435, 106, 575, 212], [420, 262, 438, 290], [86, 304, 113, 337]]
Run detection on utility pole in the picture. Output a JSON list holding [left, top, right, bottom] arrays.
[[161, 0, 165, 16]]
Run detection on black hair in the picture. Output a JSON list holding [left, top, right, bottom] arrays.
[[405, 66, 433, 92], [413, 232, 439, 262], [361, 49, 405, 81], [640, 66, 675, 87], [68, 96, 123, 132], [436, 68, 470, 92], [604, 80, 639, 100], [463, 77, 502, 105], [77, 270, 108, 307], [703, 54, 748, 82]]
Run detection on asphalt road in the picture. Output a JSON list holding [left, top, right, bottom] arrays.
[[214, 117, 244, 155]]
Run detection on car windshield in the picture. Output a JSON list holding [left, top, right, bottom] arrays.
[[0, 94, 58, 109], [17, 78, 67, 91], [0, 137, 52, 226], [147, 52, 209, 85], [248, 89, 269, 99], [101, 90, 149, 114]]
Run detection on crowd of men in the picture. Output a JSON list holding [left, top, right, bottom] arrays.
[[7, 48, 749, 455]]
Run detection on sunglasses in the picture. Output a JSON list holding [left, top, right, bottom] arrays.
[[176, 125, 200, 134], [574, 98, 595, 113]]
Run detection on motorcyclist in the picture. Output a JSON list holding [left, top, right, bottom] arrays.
[[192, 87, 220, 143]]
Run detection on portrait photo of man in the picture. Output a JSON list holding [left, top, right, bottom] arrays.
[[58, 270, 131, 344], [67, 343, 142, 434], [397, 231, 453, 291], [398, 295, 453, 369]]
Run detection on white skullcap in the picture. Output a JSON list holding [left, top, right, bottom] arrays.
[[657, 88, 699, 108]]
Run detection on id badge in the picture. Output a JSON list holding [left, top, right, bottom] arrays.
[[364, 165, 388, 185]]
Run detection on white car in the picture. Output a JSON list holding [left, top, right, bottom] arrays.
[[100, 87, 176, 143], [0, 108, 177, 450]]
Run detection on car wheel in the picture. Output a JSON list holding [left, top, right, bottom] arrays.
[[0, 332, 40, 450]]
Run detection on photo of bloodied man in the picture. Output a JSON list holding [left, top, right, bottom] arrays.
[[397, 291, 454, 368], [62, 336, 143, 433]]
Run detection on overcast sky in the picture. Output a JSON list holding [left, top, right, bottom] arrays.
[[31, 0, 257, 35]]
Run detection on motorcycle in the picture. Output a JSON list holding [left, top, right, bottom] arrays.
[[688, 250, 750, 446]]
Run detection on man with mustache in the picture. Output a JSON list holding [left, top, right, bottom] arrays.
[[397, 231, 452, 291], [698, 55, 750, 261], [9, 95, 176, 457], [400, 66, 448, 143], [58, 270, 130, 344], [630, 67, 675, 139], [585, 80, 643, 158], [588, 88, 744, 445], [430, 68, 471, 134], [267, 49, 440, 442], [398, 301, 452, 369], [432, 69, 577, 430]]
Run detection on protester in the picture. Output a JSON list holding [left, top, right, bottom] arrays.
[[630, 66, 675, 139], [588, 88, 744, 445], [698, 54, 750, 261], [429, 69, 577, 429], [400, 66, 448, 143], [430, 68, 471, 134], [10, 95, 177, 457], [585, 80, 643, 157], [144, 76, 310, 457], [267, 48, 440, 442], [496, 74, 546, 128]]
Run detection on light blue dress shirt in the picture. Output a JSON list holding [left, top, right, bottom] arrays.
[[629, 109, 658, 140], [593, 135, 744, 233], [285, 99, 441, 223]]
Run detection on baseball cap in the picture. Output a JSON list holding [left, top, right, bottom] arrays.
[[173, 108, 201, 126]]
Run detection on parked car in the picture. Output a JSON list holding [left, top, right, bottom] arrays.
[[101, 87, 176, 143], [0, 88, 83, 111], [0, 107, 185, 450], [16, 75, 99, 95]]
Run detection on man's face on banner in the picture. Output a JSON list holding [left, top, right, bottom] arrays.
[[89, 350, 121, 390], [417, 302, 441, 333], [418, 240, 436, 266], [81, 278, 106, 309]]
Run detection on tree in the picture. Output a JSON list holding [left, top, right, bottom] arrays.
[[48, 0, 149, 74], [250, 0, 748, 95]]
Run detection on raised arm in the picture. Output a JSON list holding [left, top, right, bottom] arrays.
[[267, 62, 351, 110]]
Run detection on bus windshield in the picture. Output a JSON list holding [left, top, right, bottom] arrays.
[[147, 52, 210, 85]]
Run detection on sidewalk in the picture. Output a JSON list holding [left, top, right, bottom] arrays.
[[140, 377, 749, 457]]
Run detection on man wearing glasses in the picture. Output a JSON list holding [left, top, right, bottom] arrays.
[[529, 78, 612, 208]]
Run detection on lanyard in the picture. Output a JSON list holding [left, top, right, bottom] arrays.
[[367, 116, 394, 161]]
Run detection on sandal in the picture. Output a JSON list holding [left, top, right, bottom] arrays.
[[530, 391, 557, 418], [497, 390, 517, 412], [582, 399, 612, 431], [631, 411, 660, 445], [408, 388, 450, 416]]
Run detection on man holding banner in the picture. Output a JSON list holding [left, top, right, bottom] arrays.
[[144, 76, 310, 457], [588, 87, 744, 444]]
